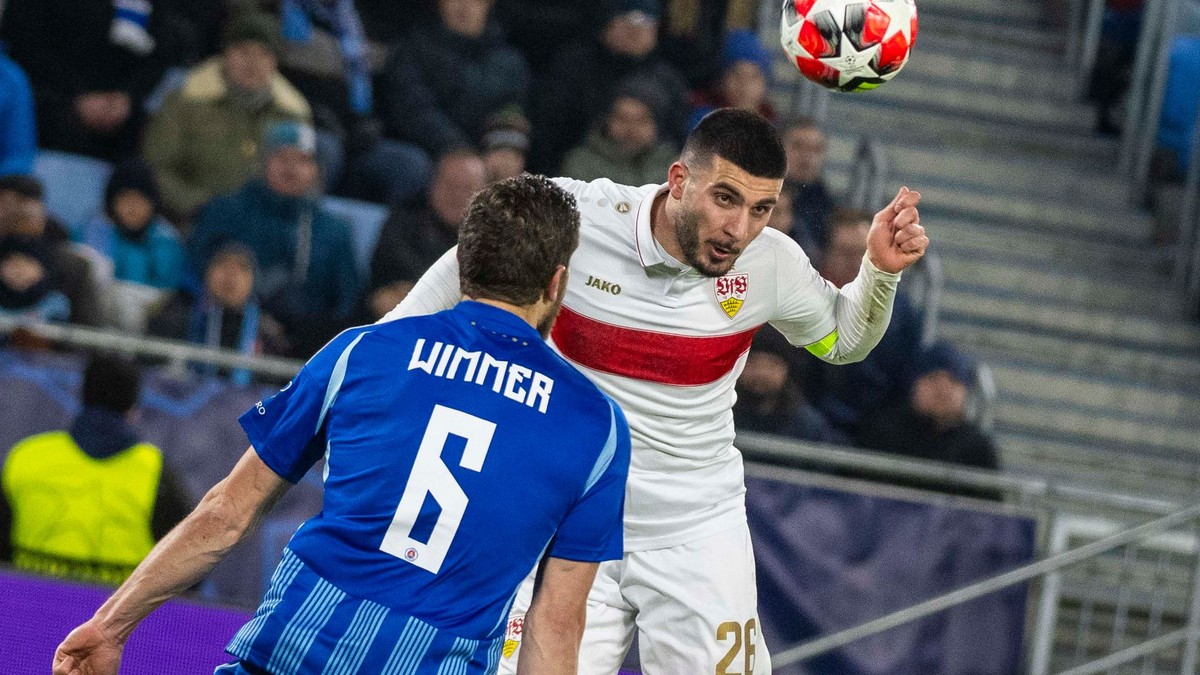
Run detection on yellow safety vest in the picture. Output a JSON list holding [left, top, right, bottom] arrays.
[[2, 430, 162, 585]]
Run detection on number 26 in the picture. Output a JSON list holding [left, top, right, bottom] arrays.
[[716, 618, 757, 674]]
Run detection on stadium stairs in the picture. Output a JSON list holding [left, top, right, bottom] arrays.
[[768, 0, 1200, 501]]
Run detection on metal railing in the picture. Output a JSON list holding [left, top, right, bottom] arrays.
[[0, 316, 304, 379], [737, 432, 1200, 674]]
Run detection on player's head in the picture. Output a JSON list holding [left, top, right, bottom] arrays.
[[458, 174, 580, 337], [668, 108, 786, 277]]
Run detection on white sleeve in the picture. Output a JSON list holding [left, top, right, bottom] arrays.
[[770, 241, 901, 364], [377, 246, 462, 323]]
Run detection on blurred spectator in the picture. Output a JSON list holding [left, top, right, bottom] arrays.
[[734, 327, 847, 444], [797, 210, 923, 437], [529, 0, 689, 174], [561, 80, 678, 186], [1086, 0, 1144, 135], [766, 188, 794, 233], [277, 0, 432, 205], [149, 242, 290, 383], [188, 122, 360, 356], [0, 45, 35, 176], [355, 0, 434, 43], [493, 0, 603, 76], [480, 109, 531, 182], [857, 342, 1000, 495], [0, 0, 168, 161], [142, 10, 313, 223], [688, 29, 776, 130], [366, 150, 486, 320], [377, 0, 531, 159], [0, 236, 71, 323], [72, 159, 185, 290], [782, 117, 835, 262], [0, 352, 191, 585], [0, 175, 104, 326], [657, 0, 759, 88]]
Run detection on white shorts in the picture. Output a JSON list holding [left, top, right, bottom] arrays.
[[499, 523, 771, 674]]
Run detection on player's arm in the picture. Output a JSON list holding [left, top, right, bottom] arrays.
[[517, 556, 601, 675], [377, 246, 463, 323], [777, 187, 925, 364], [52, 448, 290, 675]]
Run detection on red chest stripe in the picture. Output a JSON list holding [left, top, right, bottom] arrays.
[[551, 306, 761, 386]]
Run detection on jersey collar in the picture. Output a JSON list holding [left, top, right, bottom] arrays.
[[454, 300, 541, 341], [633, 183, 689, 275]]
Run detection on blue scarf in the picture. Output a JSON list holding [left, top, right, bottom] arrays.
[[186, 296, 261, 386], [281, 0, 373, 114]]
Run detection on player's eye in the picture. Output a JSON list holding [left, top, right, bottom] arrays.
[[715, 193, 733, 205]]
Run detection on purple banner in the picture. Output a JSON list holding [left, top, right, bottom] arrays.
[[0, 569, 249, 673]]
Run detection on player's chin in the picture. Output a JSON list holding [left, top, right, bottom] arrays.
[[697, 255, 737, 278]]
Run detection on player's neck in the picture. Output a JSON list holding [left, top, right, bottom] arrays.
[[651, 191, 684, 261], [464, 296, 542, 332]]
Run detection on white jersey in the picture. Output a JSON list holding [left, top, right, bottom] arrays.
[[384, 177, 901, 550]]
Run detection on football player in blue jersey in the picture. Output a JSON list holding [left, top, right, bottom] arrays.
[[53, 174, 632, 675]]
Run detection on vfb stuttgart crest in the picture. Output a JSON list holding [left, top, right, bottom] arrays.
[[715, 274, 749, 319]]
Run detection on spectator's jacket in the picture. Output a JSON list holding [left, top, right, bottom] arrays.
[[368, 201, 458, 292], [0, 46, 35, 176], [142, 58, 312, 221], [377, 20, 529, 155], [2, 428, 160, 585], [73, 216, 185, 290], [530, 42, 688, 173], [561, 128, 678, 188], [188, 179, 361, 324]]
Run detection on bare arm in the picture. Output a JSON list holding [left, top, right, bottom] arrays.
[[52, 447, 290, 675], [516, 557, 600, 675]]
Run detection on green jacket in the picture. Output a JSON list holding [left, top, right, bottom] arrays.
[[142, 58, 311, 221], [560, 128, 678, 187]]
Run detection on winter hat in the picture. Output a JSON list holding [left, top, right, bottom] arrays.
[[222, 10, 284, 58], [263, 121, 318, 157], [481, 110, 532, 154], [722, 29, 773, 83], [605, 0, 661, 23], [209, 240, 258, 275], [916, 341, 976, 386], [0, 174, 44, 200], [104, 159, 163, 219], [611, 76, 669, 130]]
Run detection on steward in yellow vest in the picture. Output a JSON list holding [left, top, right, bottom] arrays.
[[0, 353, 190, 585]]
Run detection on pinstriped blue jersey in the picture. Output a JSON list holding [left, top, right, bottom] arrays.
[[230, 301, 631, 674]]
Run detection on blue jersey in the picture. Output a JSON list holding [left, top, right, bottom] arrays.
[[227, 301, 631, 674]]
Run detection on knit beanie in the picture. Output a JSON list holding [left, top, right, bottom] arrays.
[[222, 10, 284, 58], [104, 159, 163, 220], [722, 28, 773, 83]]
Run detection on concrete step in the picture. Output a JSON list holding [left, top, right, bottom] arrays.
[[998, 432, 1200, 500], [994, 396, 1200, 461], [892, 46, 1082, 109], [918, 11, 1065, 55], [942, 325, 1200, 392], [939, 257, 1174, 318], [919, 187, 1153, 243], [939, 287, 1200, 352], [928, 217, 1167, 277], [915, 0, 1050, 25]]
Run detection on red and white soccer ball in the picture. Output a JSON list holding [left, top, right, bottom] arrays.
[[781, 0, 918, 92]]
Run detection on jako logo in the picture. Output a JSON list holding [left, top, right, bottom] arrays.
[[585, 275, 621, 295]]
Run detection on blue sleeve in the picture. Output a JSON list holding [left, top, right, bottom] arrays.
[[0, 59, 36, 176], [239, 327, 371, 482], [548, 400, 631, 562]]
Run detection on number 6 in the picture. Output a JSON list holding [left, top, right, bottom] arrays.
[[379, 405, 496, 574]]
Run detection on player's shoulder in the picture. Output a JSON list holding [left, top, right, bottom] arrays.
[[552, 177, 659, 211]]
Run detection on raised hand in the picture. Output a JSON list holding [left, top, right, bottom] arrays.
[[867, 187, 927, 274]]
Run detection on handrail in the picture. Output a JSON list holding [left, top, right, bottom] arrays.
[[737, 431, 1184, 516], [771, 502, 1200, 666], [0, 316, 304, 379]]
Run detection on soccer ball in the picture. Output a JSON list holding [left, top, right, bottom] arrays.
[[780, 0, 918, 92]]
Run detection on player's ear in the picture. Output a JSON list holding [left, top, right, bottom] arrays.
[[667, 161, 688, 200], [546, 265, 568, 304]]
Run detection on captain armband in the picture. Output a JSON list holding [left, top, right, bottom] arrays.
[[804, 330, 839, 358]]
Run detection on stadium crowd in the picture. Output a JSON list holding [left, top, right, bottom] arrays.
[[0, 0, 996, 584]]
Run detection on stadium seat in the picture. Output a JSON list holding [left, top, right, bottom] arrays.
[[321, 195, 388, 277], [33, 151, 112, 227], [1156, 36, 1200, 174]]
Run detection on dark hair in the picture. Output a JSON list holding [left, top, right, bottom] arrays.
[[81, 352, 141, 414], [104, 159, 163, 220], [683, 108, 787, 179], [458, 175, 580, 305]]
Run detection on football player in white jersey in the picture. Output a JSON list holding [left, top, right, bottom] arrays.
[[384, 108, 927, 674]]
